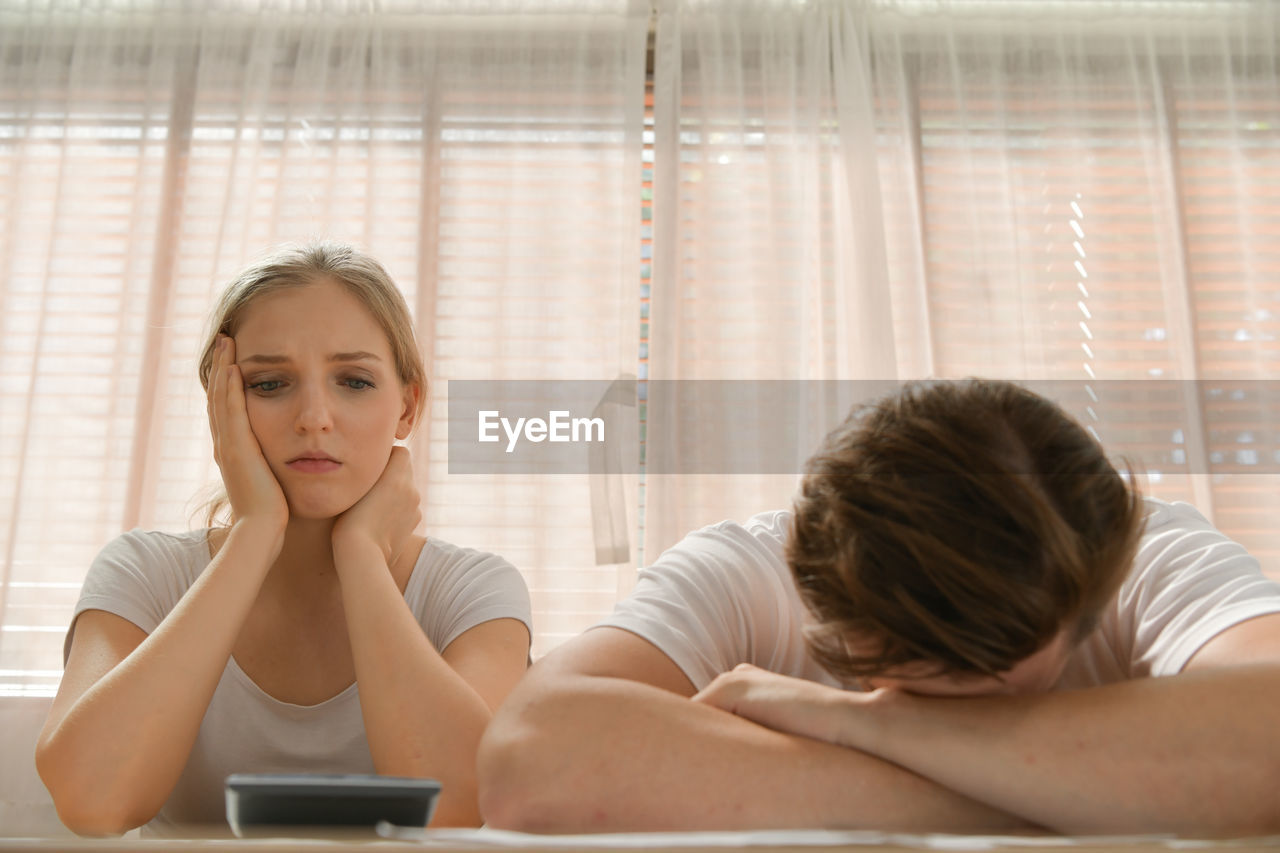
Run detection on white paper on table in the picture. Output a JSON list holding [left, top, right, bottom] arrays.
[[371, 824, 1249, 850]]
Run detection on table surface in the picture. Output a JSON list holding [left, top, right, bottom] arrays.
[[3, 828, 1280, 853]]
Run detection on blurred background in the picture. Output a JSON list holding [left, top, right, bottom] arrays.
[[1, 0, 1277, 721]]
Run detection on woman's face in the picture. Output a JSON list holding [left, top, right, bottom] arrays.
[[232, 278, 417, 520]]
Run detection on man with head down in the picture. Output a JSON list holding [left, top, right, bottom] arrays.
[[478, 379, 1280, 836]]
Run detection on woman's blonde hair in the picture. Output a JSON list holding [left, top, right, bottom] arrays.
[[195, 241, 426, 527]]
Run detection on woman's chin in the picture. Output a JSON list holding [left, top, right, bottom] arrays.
[[284, 495, 358, 522]]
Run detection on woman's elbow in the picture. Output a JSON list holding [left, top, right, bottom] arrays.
[[41, 773, 146, 837], [36, 737, 151, 837], [53, 802, 142, 839]]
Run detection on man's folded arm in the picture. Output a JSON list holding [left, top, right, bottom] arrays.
[[476, 626, 1036, 834], [837, 614, 1280, 836], [698, 615, 1280, 837]]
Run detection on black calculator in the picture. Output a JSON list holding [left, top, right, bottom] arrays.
[[225, 773, 441, 836]]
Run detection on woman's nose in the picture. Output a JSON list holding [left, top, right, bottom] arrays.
[[295, 386, 334, 433]]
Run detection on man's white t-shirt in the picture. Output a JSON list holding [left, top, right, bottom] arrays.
[[67, 528, 532, 833], [598, 499, 1280, 691]]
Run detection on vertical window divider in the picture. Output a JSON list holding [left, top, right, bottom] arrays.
[[903, 49, 937, 376], [412, 48, 443, 504], [1153, 54, 1215, 519], [122, 47, 200, 531]]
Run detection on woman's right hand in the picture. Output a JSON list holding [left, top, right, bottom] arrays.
[[38, 336, 292, 834], [207, 335, 289, 535]]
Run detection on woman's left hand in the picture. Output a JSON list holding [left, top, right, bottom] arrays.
[[331, 445, 422, 572]]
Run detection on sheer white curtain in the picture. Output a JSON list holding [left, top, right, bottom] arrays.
[[644, 0, 899, 561], [0, 0, 647, 702], [645, 0, 1280, 572], [865, 0, 1280, 567], [4, 0, 1279, 700]]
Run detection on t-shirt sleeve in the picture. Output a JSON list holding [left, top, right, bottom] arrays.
[[595, 512, 794, 691], [65, 529, 203, 663], [1121, 500, 1280, 678], [413, 541, 532, 653]]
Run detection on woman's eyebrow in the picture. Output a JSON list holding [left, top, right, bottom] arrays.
[[237, 351, 382, 365]]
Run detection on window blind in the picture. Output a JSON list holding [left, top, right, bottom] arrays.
[[904, 32, 1280, 575]]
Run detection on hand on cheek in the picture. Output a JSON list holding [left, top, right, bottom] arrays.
[[331, 445, 422, 572], [207, 335, 289, 532]]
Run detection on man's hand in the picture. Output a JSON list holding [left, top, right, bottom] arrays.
[[692, 663, 879, 747]]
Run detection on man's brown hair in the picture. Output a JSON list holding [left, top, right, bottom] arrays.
[[788, 379, 1145, 681]]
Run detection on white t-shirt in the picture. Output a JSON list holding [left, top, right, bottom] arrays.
[[598, 499, 1280, 692], [67, 528, 532, 833]]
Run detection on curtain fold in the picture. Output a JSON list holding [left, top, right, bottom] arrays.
[[645, 0, 900, 563]]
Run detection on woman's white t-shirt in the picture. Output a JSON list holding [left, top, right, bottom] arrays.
[[67, 529, 532, 833]]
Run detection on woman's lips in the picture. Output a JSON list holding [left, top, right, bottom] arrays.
[[286, 457, 341, 473]]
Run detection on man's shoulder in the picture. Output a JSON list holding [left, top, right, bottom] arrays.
[[653, 510, 793, 578], [637, 510, 802, 630], [1126, 496, 1251, 586], [741, 509, 793, 541], [687, 509, 792, 549], [1091, 496, 1280, 680], [606, 509, 815, 690], [1138, 496, 1211, 534], [1130, 496, 1255, 581]]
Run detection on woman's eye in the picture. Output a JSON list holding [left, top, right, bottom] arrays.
[[343, 378, 373, 391], [247, 380, 283, 393]]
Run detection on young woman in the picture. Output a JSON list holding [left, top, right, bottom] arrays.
[[36, 243, 532, 835]]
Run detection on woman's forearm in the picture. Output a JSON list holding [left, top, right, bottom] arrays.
[[335, 538, 493, 826], [36, 520, 281, 834]]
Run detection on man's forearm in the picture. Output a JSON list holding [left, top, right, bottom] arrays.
[[478, 672, 1035, 833], [842, 666, 1280, 835]]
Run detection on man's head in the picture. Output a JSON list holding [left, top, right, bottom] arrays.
[[787, 379, 1144, 692]]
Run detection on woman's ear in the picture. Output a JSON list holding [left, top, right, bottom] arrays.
[[396, 382, 422, 440]]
